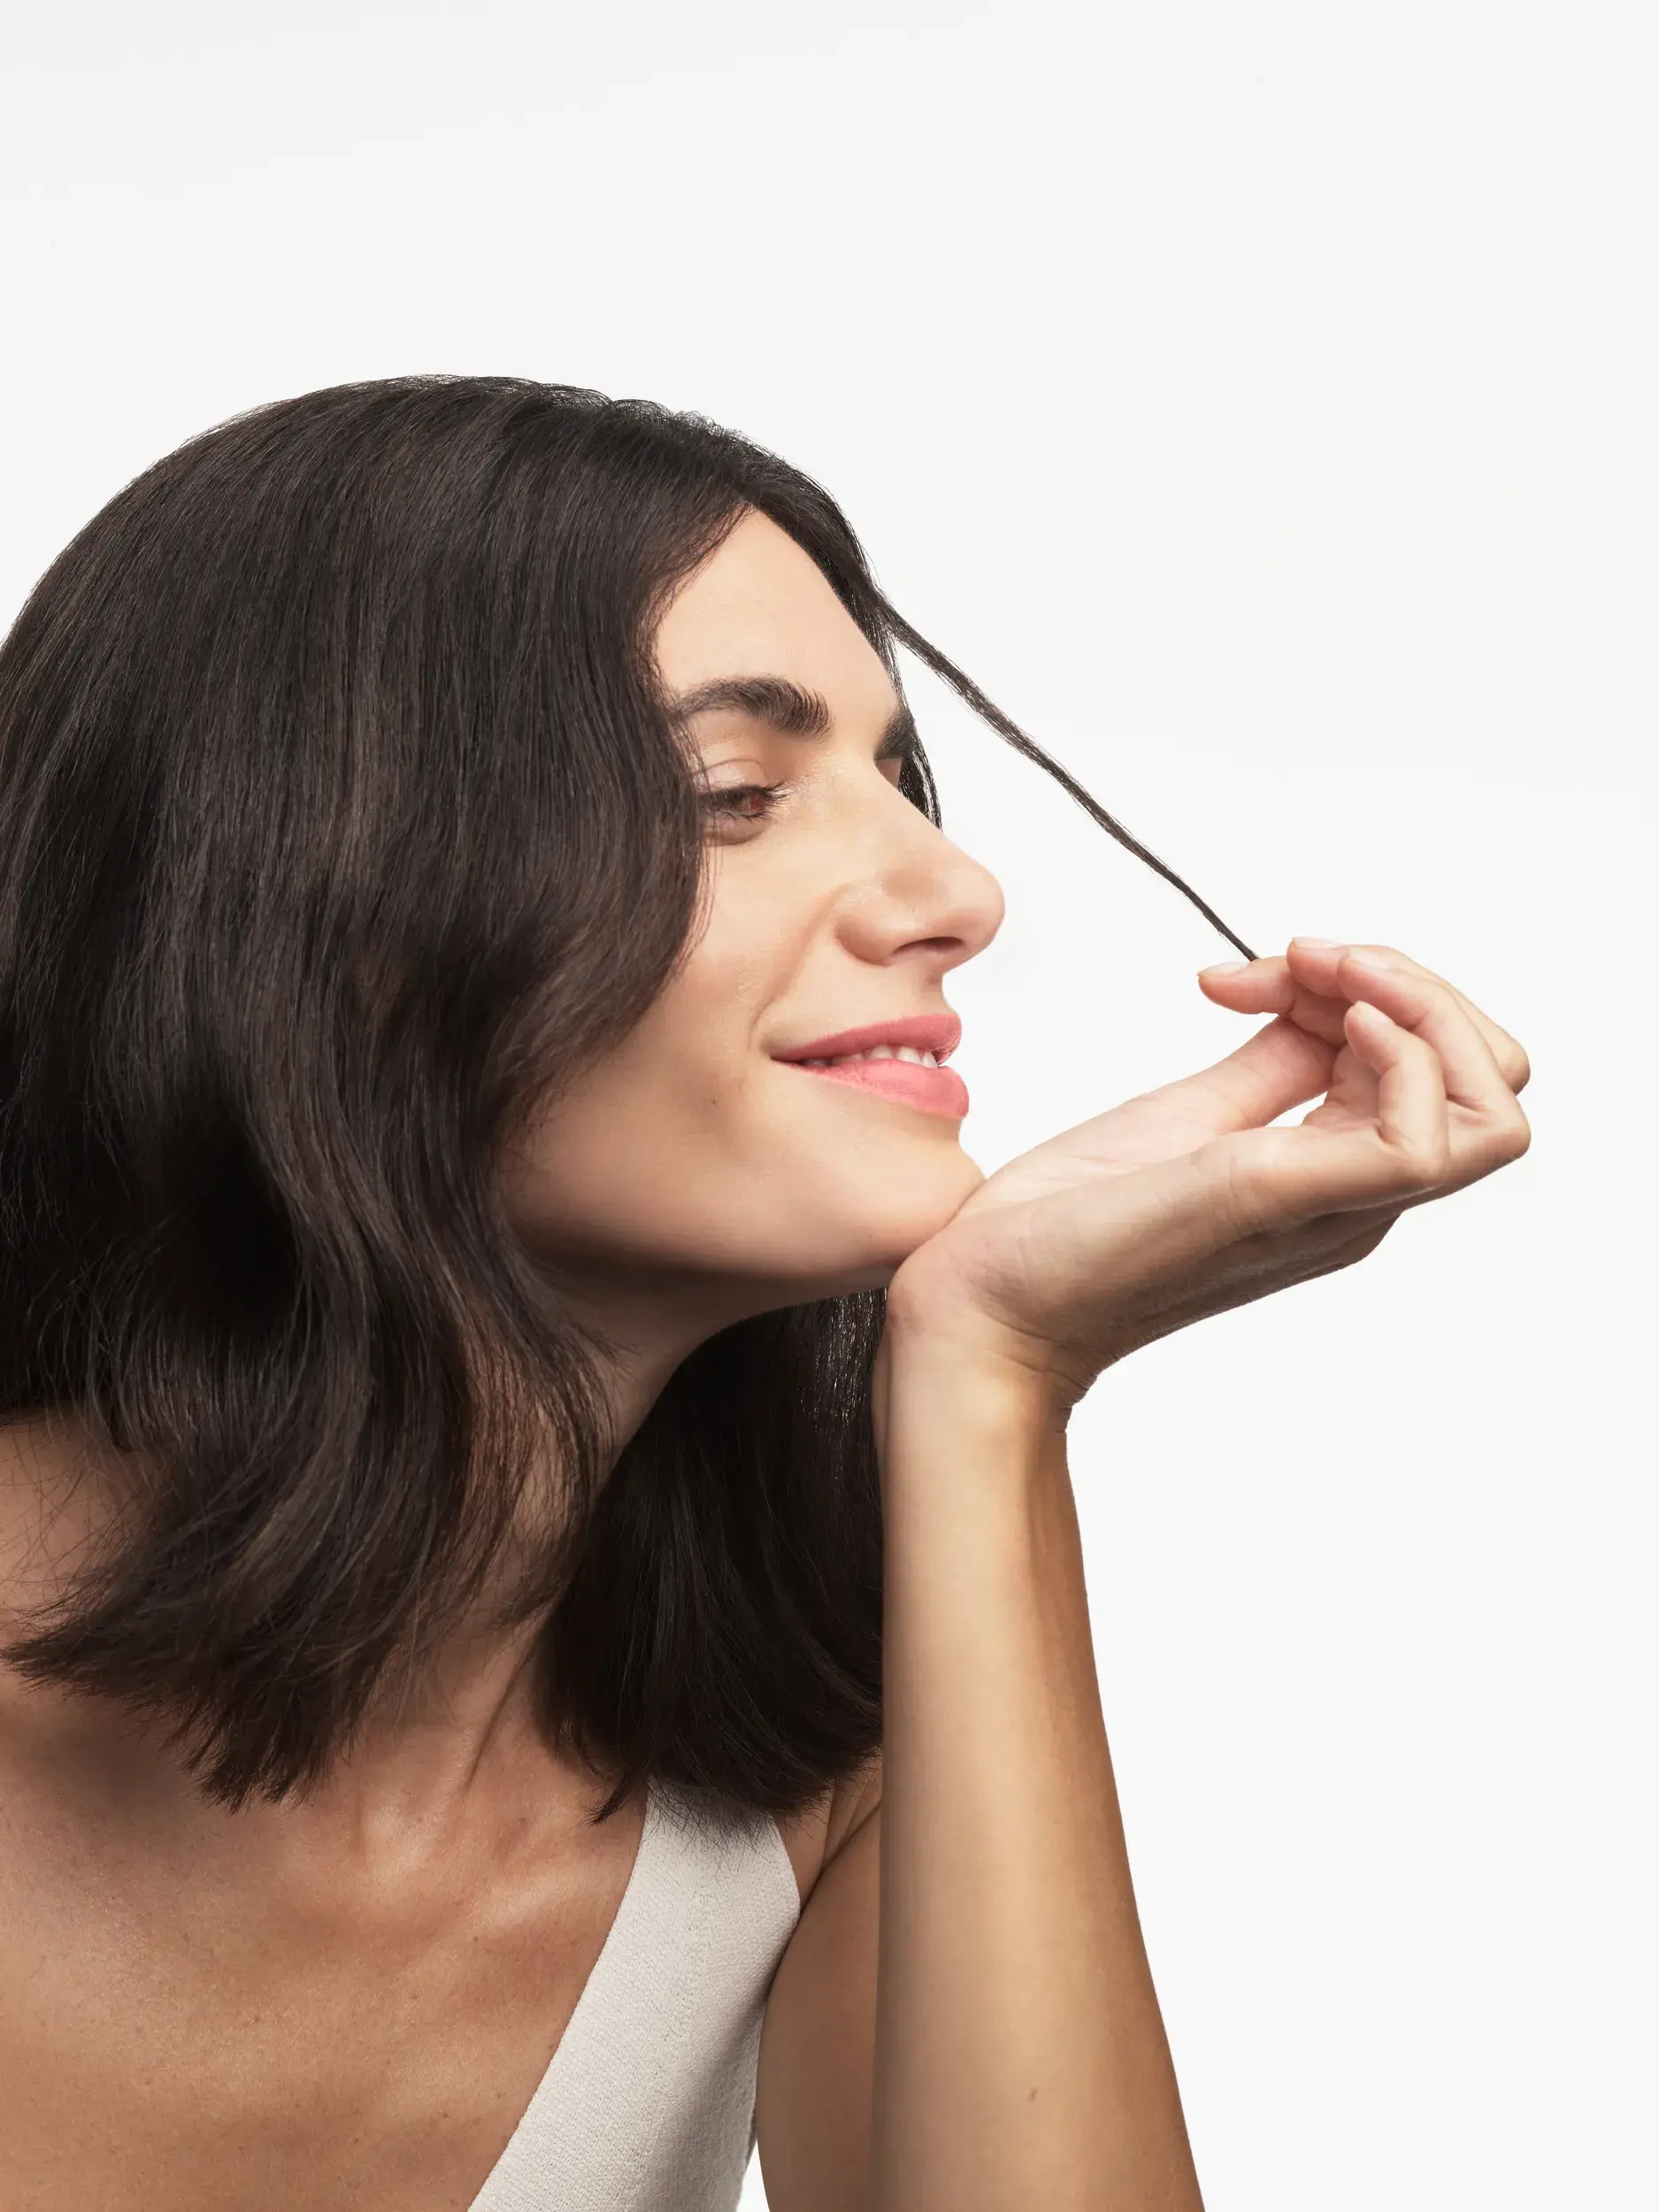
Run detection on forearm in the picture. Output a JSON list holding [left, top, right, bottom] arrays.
[[869, 1331, 1202, 2212]]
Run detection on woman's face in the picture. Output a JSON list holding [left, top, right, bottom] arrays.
[[503, 510, 1004, 1333]]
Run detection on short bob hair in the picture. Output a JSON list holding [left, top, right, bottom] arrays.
[[0, 377, 1251, 1817]]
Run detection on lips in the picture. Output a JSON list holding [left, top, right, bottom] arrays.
[[772, 1013, 969, 1121], [794, 1057, 970, 1118]]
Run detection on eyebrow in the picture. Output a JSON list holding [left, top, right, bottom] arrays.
[[665, 675, 918, 760]]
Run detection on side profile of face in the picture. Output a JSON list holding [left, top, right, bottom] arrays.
[[502, 511, 1004, 1340]]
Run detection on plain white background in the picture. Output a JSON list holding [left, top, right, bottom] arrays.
[[3, 4, 1652, 2206]]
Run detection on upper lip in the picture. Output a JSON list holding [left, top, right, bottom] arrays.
[[772, 1013, 962, 1064]]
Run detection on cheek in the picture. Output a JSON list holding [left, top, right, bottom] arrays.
[[500, 881, 982, 1285], [503, 1041, 742, 1266], [500, 936, 771, 1266]]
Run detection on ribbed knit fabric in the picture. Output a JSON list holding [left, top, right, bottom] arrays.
[[468, 1775, 802, 2211]]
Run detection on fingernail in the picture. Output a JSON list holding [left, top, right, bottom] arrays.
[[1291, 935, 1341, 949], [1199, 960, 1248, 978]]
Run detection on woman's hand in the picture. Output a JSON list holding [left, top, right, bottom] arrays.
[[883, 937, 1532, 1415]]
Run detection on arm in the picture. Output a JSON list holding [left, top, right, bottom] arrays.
[[754, 1346, 1197, 2212], [866, 1329, 1202, 2212]]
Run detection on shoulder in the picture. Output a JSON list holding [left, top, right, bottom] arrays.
[[769, 1747, 883, 1911]]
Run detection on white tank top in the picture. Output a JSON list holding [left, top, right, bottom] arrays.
[[468, 1774, 802, 2211]]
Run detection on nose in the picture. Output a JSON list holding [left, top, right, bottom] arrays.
[[833, 787, 1005, 979]]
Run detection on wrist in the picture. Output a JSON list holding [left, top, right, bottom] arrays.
[[873, 1325, 1074, 1526], [879, 1297, 1078, 1437]]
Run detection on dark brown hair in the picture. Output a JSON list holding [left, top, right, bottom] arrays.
[[0, 377, 1253, 1818]]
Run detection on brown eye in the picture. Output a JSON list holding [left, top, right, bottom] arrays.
[[701, 781, 788, 832]]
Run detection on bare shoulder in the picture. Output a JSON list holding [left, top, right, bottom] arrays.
[[769, 1748, 883, 1911]]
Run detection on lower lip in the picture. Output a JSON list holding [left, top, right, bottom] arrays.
[[778, 1058, 970, 1120]]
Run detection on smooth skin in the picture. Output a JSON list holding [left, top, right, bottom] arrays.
[[0, 509, 1531, 2210]]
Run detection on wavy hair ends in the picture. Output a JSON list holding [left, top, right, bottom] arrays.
[[0, 374, 1248, 1821]]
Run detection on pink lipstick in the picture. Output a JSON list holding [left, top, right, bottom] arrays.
[[772, 1013, 969, 1121]]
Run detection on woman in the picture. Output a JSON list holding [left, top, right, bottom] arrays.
[[0, 377, 1530, 2210]]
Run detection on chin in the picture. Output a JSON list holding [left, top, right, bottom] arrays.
[[809, 1152, 985, 1289]]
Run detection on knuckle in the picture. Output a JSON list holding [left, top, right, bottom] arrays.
[[1495, 1105, 1532, 1163], [1393, 1136, 1452, 1190]]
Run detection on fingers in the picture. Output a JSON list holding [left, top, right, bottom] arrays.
[[1342, 996, 1451, 1179], [1344, 943, 1530, 1094], [1200, 937, 1531, 1094], [1294, 949, 1533, 1190], [1167, 1010, 1337, 1134], [1197, 949, 1352, 1048], [1224, 996, 1451, 1231], [1289, 939, 1532, 1099], [1197, 936, 1532, 1238], [1199, 938, 1532, 1132], [1300, 945, 1512, 1115]]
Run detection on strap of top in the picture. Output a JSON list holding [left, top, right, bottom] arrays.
[[471, 1776, 802, 2212]]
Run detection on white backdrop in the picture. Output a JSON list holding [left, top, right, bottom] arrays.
[[3, 4, 1652, 2206]]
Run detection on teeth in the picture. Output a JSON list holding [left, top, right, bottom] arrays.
[[821, 1044, 941, 1068]]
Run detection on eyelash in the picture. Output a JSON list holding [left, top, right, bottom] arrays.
[[699, 754, 913, 833], [701, 780, 792, 828]]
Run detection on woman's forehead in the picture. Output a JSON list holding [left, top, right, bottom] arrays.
[[654, 511, 894, 719]]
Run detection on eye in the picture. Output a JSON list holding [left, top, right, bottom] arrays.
[[700, 780, 791, 835]]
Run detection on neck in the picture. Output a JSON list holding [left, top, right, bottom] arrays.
[[537, 1256, 783, 1440]]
